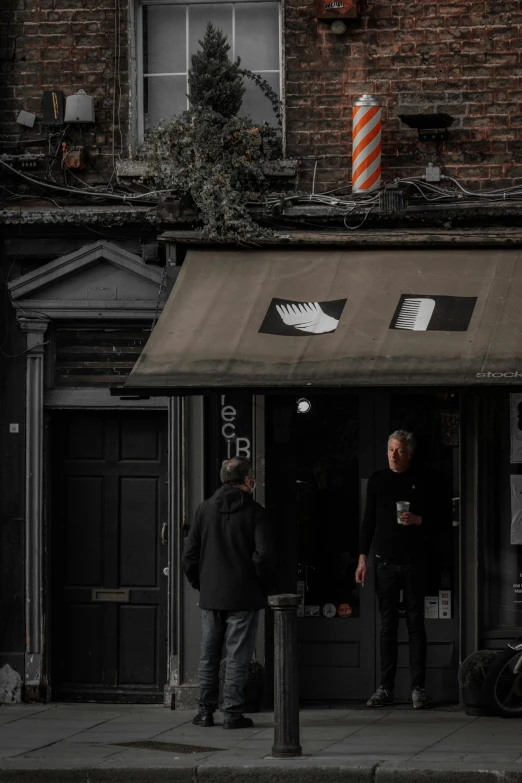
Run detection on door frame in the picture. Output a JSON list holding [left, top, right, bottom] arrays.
[[260, 388, 463, 704], [8, 240, 168, 702], [44, 392, 176, 703], [375, 388, 462, 701]]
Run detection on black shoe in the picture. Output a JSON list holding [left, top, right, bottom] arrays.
[[192, 711, 214, 727], [412, 687, 429, 709], [223, 715, 254, 729], [366, 686, 394, 708]]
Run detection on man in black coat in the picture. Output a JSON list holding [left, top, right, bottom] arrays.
[[355, 430, 451, 710], [183, 456, 274, 729]]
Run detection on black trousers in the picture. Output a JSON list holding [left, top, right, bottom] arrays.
[[375, 558, 427, 692]]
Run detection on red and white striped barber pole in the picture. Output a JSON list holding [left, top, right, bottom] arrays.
[[352, 94, 382, 194]]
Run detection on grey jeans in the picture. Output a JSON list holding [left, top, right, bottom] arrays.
[[198, 609, 259, 718]]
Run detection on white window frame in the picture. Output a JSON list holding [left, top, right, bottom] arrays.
[[134, 0, 283, 146]]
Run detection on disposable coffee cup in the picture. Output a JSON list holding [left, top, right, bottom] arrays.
[[396, 501, 410, 524]]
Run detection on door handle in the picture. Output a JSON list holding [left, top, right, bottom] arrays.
[[161, 522, 168, 546]]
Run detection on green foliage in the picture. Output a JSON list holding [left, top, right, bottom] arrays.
[[141, 107, 274, 240], [141, 23, 283, 240], [188, 22, 245, 118]]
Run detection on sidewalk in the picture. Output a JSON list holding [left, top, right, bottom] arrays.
[[0, 702, 521, 782]]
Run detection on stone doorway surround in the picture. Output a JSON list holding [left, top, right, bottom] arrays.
[[7, 241, 172, 701]]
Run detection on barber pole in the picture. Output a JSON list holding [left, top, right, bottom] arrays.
[[352, 94, 382, 194]]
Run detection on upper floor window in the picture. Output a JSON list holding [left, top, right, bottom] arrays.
[[137, 0, 281, 142]]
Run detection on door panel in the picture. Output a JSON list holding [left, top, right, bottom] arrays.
[[118, 605, 157, 684], [64, 604, 103, 683], [120, 477, 158, 586], [50, 411, 168, 703]]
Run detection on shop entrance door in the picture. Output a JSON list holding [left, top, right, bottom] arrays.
[[265, 393, 376, 701], [49, 411, 168, 702], [265, 391, 459, 704]]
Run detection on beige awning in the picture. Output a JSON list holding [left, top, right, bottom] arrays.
[[123, 247, 522, 391]]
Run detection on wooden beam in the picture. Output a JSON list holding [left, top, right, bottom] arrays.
[[159, 228, 522, 247]]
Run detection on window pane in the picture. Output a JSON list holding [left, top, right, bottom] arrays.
[[241, 71, 279, 125], [146, 6, 187, 74], [235, 2, 279, 71], [145, 76, 187, 131], [188, 4, 233, 61]]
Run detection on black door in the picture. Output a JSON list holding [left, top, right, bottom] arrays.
[[265, 393, 377, 701], [49, 411, 168, 702]]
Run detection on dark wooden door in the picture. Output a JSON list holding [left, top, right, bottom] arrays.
[[50, 411, 168, 702]]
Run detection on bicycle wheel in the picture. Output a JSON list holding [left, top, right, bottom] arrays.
[[485, 649, 522, 718]]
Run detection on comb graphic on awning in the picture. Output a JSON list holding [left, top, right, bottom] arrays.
[[390, 295, 477, 331]]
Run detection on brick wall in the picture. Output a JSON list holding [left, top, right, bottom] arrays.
[[3, 0, 522, 195], [0, 0, 129, 182], [284, 0, 522, 191]]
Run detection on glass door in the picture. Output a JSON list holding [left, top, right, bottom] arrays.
[[386, 390, 460, 703], [265, 392, 376, 702]]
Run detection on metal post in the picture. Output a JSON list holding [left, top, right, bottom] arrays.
[[268, 594, 302, 758]]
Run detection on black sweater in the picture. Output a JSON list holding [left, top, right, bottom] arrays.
[[360, 467, 449, 559], [182, 484, 275, 610]]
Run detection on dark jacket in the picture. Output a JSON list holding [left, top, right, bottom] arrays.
[[182, 484, 275, 610], [360, 466, 451, 559]]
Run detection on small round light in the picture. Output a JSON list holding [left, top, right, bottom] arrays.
[[297, 398, 312, 414], [331, 20, 347, 35]]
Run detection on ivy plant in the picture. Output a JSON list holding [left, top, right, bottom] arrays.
[[141, 22, 282, 240]]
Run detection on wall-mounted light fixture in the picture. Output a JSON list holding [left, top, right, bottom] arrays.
[[297, 398, 312, 414], [64, 89, 95, 124]]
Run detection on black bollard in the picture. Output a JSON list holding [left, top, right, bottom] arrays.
[[268, 594, 302, 758]]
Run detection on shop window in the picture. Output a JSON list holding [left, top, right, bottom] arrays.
[[266, 395, 361, 618], [481, 392, 522, 629], [137, 0, 281, 142]]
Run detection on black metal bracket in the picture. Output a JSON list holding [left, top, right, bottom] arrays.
[[418, 128, 449, 143], [398, 113, 455, 145]]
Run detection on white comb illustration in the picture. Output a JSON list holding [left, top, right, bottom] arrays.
[[394, 298, 436, 331], [276, 302, 340, 334]]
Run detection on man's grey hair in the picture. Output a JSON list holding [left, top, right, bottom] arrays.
[[388, 429, 416, 454], [220, 457, 253, 486]]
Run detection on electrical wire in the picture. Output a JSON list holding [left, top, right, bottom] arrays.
[[1, 160, 173, 201], [0, 340, 50, 359]]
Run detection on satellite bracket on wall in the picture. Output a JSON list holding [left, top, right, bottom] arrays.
[[398, 113, 455, 144]]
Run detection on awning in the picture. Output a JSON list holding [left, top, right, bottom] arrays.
[[123, 247, 522, 391]]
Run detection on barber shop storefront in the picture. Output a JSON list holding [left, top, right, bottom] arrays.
[[115, 241, 522, 708], [11, 237, 517, 705]]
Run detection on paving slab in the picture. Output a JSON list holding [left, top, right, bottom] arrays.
[[0, 703, 521, 783]]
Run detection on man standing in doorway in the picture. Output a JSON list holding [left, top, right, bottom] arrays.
[[355, 430, 447, 709], [183, 457, 274, 729]]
